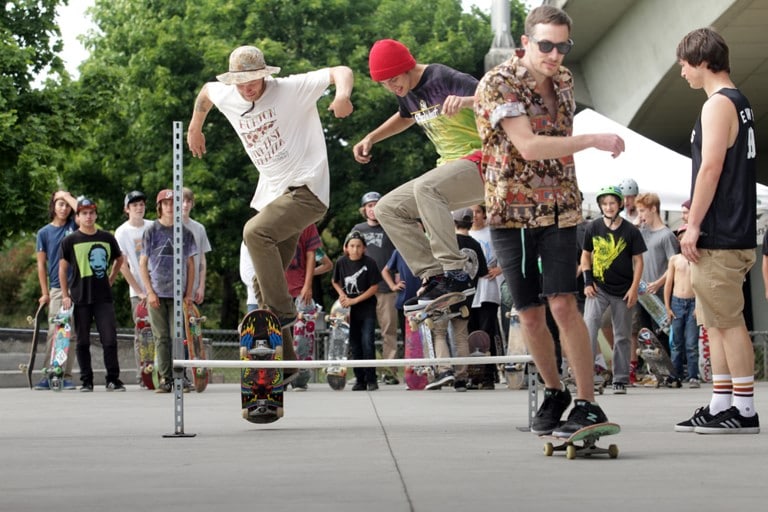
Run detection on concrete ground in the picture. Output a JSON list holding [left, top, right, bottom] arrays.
[[1, 381, 765, 512]]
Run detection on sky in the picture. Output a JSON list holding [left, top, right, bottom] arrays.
[[56, 0, 519, 78]]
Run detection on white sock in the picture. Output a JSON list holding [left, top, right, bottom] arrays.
[[732, 376, 756, 418], [709, 374, 732, 415]]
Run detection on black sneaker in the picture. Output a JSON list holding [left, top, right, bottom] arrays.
[[106, 379, 126, 392], [367, 381, 379, 391], [418, 271, 475, 305], [426, 371, 455, 390], [662, 376, 682, 388], [403, 295, 426, 312], [552, 399, 609, 438], [612, 382, 627, 395], [80, 381, 94, 393], [352, 382, 366, 391], [675, 405, 716, 432], [155, 379, 172, 394], [531, 385, 572, 435], [694, 406, 760, 434], [454, 379, 467, 392]]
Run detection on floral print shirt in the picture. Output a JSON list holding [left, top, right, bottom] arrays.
[[474, 57, 583, 229]]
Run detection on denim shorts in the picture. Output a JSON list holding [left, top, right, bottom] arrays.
[[491, 225, 579, 311]]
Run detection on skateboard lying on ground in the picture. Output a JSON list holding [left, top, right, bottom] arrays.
[[325, 300, 349, 391], [46, 308, 72, 392], [240, 309, 284, 423], [184, 302, 209, 393], [637, 327, 676, 386], [19, 303, 47, 389], [505, 308, 527, 390], [637, 280, 670, 334], [134, 300, 155, 390], [541, 422, 620, 459], [292, 299, 319, 390], [467, 330, 490, 388]]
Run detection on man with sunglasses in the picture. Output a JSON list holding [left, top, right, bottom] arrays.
[[475, 5, 625, 438]]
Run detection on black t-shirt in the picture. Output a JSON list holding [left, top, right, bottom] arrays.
[[333, 254, 381, 314], [59, 229, 122, 304], [583, 218, 646, 297], [351, 222, 395, 293]]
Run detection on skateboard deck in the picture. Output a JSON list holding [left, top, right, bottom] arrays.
[[698, 325, 711, 383], [46, 308, 72, 392], [468, 330, 490, 387], [541, 422, 620, 459], [240, 309, 284, 423], [292, 299, 318, 390], [403, 308, 428, 390], [410, 292, 468, 330], [325, 300, 349, 391], [637, 327, 675, 385], [505, 309, 527, 390], [20, 303, 47, 389], [184, 302, 209, 393], [134, 300, 155, 390], [637, 280, 670, 334]]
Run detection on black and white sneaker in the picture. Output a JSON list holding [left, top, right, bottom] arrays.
[[426, 371, 455, 390], [418, 271, 475, 305], [552, 400, 609, 438], [694, 406, 760, 434], [674, 405, 715, 432], [531, 385, 572, 435], [105, 379, 126, 392]]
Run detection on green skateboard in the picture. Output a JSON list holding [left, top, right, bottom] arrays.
[[541, 422, 620, 459]]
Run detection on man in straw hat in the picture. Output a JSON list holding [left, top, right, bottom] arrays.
[[188, 46, 354, 381]]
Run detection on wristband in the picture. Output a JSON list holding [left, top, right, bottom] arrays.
[[583, 269, 595, 287]]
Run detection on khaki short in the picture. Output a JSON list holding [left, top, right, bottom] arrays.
[[691, 248, 755, 329]]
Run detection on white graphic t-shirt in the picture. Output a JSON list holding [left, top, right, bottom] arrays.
[[207, 69, 332, 211]]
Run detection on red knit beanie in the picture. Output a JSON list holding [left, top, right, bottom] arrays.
[[368, 39, 417, 81]]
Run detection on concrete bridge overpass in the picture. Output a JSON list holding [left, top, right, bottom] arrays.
[[551, 0, 767, 180]]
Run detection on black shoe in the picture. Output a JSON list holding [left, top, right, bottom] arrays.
[[552, 400, 609, 438], [367, 381, 379, 391], [80, 381, 94, 393], [352, 382, 367, 391], [155, 379, 172, 394], [403, 295, 426, 312], [454, 380, 468, 392], [105, 379, 126, 392], [418, 271, 474, 304], [283, 369, 299, 386], [675, 405, 716, 432], [277, 315, 297, 329], [694, 406, 760, 434], [531, 385, 572, 435], [662, 376, 682, 388], [426, 371, 455, 390]]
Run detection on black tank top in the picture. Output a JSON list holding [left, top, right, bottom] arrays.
[[691, 88, 757, 249]]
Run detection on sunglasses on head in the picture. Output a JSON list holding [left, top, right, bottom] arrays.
[[528, 35, 574, 55]]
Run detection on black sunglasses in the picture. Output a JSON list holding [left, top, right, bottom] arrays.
[[528, 35, 574, 55]]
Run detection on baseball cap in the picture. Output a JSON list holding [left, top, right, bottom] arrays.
[[76, 196, 97, 213], [451, 207, 473, 223], [156, 189, 173, 203], [368, 39, 416, 81], [124, 190, 146, 208]]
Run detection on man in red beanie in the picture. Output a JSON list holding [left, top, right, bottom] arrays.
[[353, 39, 484, 308]]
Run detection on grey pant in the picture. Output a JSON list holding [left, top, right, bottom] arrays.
[[243, 186, 326, 361], [584, 287, 633, 384], [374, 158, 484, 279]]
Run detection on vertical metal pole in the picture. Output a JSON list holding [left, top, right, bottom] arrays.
[[164, 121, 195, 438]]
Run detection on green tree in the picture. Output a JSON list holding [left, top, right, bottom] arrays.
[[0, 0, 84, 240]]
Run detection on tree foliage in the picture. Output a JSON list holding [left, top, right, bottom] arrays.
[[4, 0, 528, 328]]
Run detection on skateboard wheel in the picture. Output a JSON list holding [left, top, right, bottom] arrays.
[[608, 444, 619, 458], [543, 443, 554, 456], [144, 365, 154, 373], [566, 445, 577, 460], [26, 315, 34, 324], [199, 316, 207, 322], [425, 318, 434, 330], [195, 367, 205, 376], [459, 305, 469, 318], [19, 364, 26, 371]]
